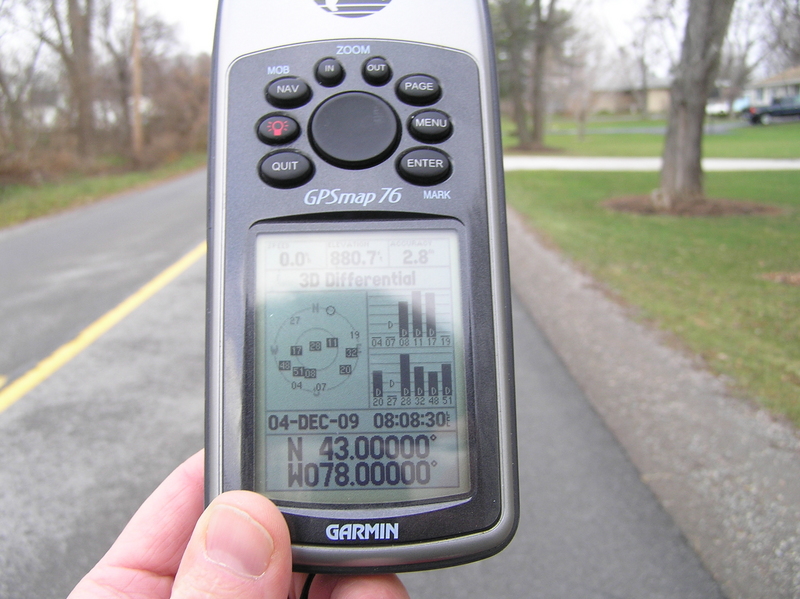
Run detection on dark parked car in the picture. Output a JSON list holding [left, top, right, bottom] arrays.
[[748, 95, 800, 124]]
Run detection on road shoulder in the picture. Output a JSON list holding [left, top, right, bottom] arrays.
[[507, 207, 800, 599]]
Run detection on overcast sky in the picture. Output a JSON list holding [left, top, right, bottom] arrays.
[[139, 0, 218, 55], [139, 0, 649, 57]]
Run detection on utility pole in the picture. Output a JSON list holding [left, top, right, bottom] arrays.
[[131, 0, 144, 162]]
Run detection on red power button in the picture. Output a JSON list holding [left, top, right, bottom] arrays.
[[257, 115, 300, 145]]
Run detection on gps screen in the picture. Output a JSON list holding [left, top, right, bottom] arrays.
[[253, 228, 470, 504]]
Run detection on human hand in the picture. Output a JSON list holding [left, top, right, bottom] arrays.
[[68, 451, 410, 599]]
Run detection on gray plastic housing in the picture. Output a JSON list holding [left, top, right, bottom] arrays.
[[206, 0, 517, 573]]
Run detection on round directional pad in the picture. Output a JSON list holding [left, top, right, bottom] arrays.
[[310, 91, 400, 169]]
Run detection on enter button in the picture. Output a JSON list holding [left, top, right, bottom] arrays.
[[397, 148, 451, 186]]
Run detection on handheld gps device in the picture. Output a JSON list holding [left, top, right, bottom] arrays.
[[205, 0, 518, 573]]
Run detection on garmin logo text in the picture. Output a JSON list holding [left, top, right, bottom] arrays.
[[326, 522, 399, 541], [314, 0, 393, 18]]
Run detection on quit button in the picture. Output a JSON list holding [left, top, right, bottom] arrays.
[[259, 151, 314, 188], [397, 148, 451, 186]]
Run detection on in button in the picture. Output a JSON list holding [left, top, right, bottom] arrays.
[[316, 58, 345, 87]]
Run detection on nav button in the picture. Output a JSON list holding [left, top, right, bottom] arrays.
[[266, 77, 312, 108], [259, 151, 314, 188], [397, 148, 451, 186]]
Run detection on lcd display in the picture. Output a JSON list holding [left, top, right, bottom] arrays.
[[254, 229, 470, 504]]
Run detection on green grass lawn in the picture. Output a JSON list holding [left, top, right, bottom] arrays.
[[503, 118, 800, 158], [506, 170, 800, 426], [0, 152, 207, 229], [546, 116, 668, 132]]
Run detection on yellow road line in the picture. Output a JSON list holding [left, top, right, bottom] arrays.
[[0, 241, 207, 415], [0, 375, 7, 389]]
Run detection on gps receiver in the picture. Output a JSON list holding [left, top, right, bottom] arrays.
[[205, 0, 518, 573]]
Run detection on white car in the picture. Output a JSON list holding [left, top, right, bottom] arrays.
[[705, 100, 729, 116]]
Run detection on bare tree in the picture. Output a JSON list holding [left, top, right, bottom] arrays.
[[492, 0, 573, 150], [0, 48, 42, 161], [717, 0, 766, 111], [559, 27, 607, 138], [626, 21, 662, 118], [97, 0, 132, 147], [138, 52, 210, 164], [530, 0, 560, 147], [95, 0, 177, 157], [0, 0, 206, 181], [0, 3, 43, 163], [654, 0, 736, 209], [616, 0, 685, 120], [22, 0, 97, 157], [494, 0, 535, 148], [767, 0, 800, 70]]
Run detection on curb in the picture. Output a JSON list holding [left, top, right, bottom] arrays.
[[507, 207, 800, 599], [503, 156, 800, 171]]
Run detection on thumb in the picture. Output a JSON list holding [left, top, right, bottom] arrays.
[[171, 491, 293, 599]]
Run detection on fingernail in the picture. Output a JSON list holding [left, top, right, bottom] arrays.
[[205, 504, 273, 578]]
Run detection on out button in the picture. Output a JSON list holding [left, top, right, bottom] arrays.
[[363, 57, 392, 86], [397, 148, 451, 186]]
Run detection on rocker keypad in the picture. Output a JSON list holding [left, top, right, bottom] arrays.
[[258, 57, 453, 188]]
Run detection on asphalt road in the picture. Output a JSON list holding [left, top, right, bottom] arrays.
[[0, 171, 723, 598], [0, 171, 208, 383]]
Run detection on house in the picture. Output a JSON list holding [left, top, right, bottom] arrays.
[[590, 82, 671, 115], [743, 65, 800, 106], [588, 70, 672, 116]]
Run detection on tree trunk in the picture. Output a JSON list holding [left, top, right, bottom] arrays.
[[509, 36, 533, 149], [0, 73, 30, 158], [656, 0, 736, 209], [637, 55, 649, 119], [530, 0, 556, 148], [67, 0, 95, 157], [131, 0, 143, 162], [530, 34, 547, 147], [499, 0, 533, 149]]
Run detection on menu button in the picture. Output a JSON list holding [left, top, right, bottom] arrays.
[[409, 110, 452, 143]]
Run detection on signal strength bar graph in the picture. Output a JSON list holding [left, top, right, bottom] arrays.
[[370, 291, 452, 340], [371, 354, 453, 398]]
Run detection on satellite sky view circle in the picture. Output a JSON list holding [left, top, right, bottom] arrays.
[[314, 0, 393, 18]]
